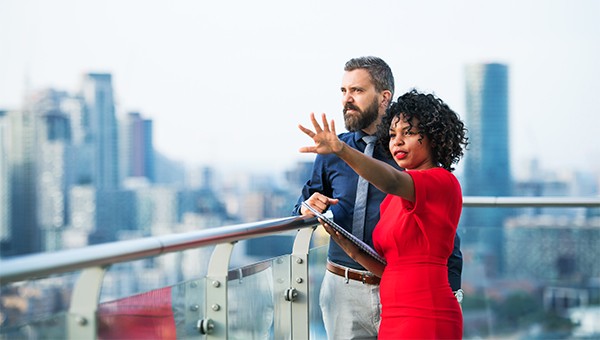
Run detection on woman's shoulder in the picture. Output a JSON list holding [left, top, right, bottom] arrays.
[[430, 167, 457, 178], [407, 167, 460, 191], [407, 167, 454, 178]]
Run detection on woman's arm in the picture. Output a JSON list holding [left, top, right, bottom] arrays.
[[335, 141, 415, 201], [321, 222, 386, 277], [299, 112, 415, 201]]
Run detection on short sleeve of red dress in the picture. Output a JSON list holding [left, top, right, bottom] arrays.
[[406, 168, 462, 258], [374, 168, 462, 261], [405, 168, 461, 217]]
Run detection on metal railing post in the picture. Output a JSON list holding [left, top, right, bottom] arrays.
[[67, 266, 107, 340], [289, 226, 315, 340], [273, 253, 292, 338], [199, 242, 235, 339]]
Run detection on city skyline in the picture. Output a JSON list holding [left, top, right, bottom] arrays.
[[1, 0, 599, 176]]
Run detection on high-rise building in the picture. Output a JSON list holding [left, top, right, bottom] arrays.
[[30, 89, 73, 252], [65, 185, 96, 249], [462, 63, 513, 275], [60, 93, 92, 186], [0, 111, 10, 248], [504, 216, 600, 284], [123, 112, 155, 182], [132, 187, 178, 235], [89, 189, 136, 244], [1, 108, 41, 257], [81, 73, 120, 190]]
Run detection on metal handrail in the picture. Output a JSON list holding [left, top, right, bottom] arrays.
[[0, 215, 318, 285], [1, 196, 598, 285], [463, 196, 600, 207]]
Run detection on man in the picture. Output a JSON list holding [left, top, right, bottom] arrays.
[[293, 56, 463, 339]]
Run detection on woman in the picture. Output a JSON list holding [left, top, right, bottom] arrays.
[[299, 89, 468, 339]]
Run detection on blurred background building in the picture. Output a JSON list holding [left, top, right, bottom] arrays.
[[461, 63, 513, 276]]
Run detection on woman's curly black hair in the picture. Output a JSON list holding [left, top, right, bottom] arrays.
[[376, 89, 469, 172]]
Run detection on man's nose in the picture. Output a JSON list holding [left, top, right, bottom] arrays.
[[342, 92, 353, 104]]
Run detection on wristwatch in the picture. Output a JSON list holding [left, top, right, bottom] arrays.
[[453, 289, 464, 303]]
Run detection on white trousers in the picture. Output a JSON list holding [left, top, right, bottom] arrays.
[[319, 270, 381, 339]]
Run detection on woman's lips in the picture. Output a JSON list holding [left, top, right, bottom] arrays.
[[394, 151, 407, 160]]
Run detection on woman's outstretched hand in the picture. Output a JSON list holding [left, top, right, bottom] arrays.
[[298, 113, 345, 155]]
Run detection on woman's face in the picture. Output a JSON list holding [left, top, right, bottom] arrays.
[[388, 115, 434, 170]]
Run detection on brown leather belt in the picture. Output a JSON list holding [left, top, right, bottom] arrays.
[[326, 262, 380, 285]]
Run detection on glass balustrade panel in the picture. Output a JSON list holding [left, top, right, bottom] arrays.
[[308, 244, 327, 339], [459, 205, 599, 339], [96, 247, 213, 339], [0, 310, 67, 339], [0, 272, 78, 339], [227, 255, 291, 340]]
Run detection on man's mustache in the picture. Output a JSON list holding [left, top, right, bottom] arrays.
[[343, 104, 360, 114]]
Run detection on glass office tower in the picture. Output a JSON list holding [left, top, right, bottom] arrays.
[[1, 109, 41, 257], [123, 112, 155, 183], [0, 111, 10, 253], [31, 89, 73, 252], [462, 63, 512, 276], [81, 73, 120, 191]]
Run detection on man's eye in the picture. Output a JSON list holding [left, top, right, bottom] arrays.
[[389, 133, 396, 139]]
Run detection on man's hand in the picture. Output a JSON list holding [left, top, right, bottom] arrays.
[[300, 192, 339, 215]]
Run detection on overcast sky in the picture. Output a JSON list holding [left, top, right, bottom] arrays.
[[1, 0, 599, 177]]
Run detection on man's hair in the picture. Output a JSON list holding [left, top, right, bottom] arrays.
[[344, 56, 395, 97]]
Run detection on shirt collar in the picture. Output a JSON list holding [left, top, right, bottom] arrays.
[[354, 130, 370, 143]]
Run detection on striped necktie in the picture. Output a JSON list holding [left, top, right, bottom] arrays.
[[352, 135, 377, 240]]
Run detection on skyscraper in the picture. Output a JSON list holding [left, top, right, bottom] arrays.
[[81, 73, 120, 190], [0, 111, 10, 249], [1, 108, 41, 257], [462, 63, 513, 276], [31, 89, 72, 252], [123, 112, 155, 183]]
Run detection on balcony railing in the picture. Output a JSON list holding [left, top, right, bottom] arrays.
[[1, 196, 599, 339]]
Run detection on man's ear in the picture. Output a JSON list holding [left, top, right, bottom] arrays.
[[380, 90, 392, 108]]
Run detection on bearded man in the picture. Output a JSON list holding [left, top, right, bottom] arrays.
[[292, 56, 463, 339]]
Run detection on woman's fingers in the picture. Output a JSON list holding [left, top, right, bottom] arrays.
[[320, 113, 330, 131], [298, 124, 315, 138], [330, 119, 337, 135], [300, 112, 336, 138], [322, 222, 334, 235], [310, 113, 323, 133], [298, 112, 338, 155]]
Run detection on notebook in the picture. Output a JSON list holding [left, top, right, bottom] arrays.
[[302, 202, 387, 265]]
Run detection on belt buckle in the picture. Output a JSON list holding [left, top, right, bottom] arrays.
[[361, 273, 369, 284]]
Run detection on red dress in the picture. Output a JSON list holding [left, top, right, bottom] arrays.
[[373, 168, 463, 339]]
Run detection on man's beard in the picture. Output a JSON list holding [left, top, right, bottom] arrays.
[[343, 99, 380, 132]]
